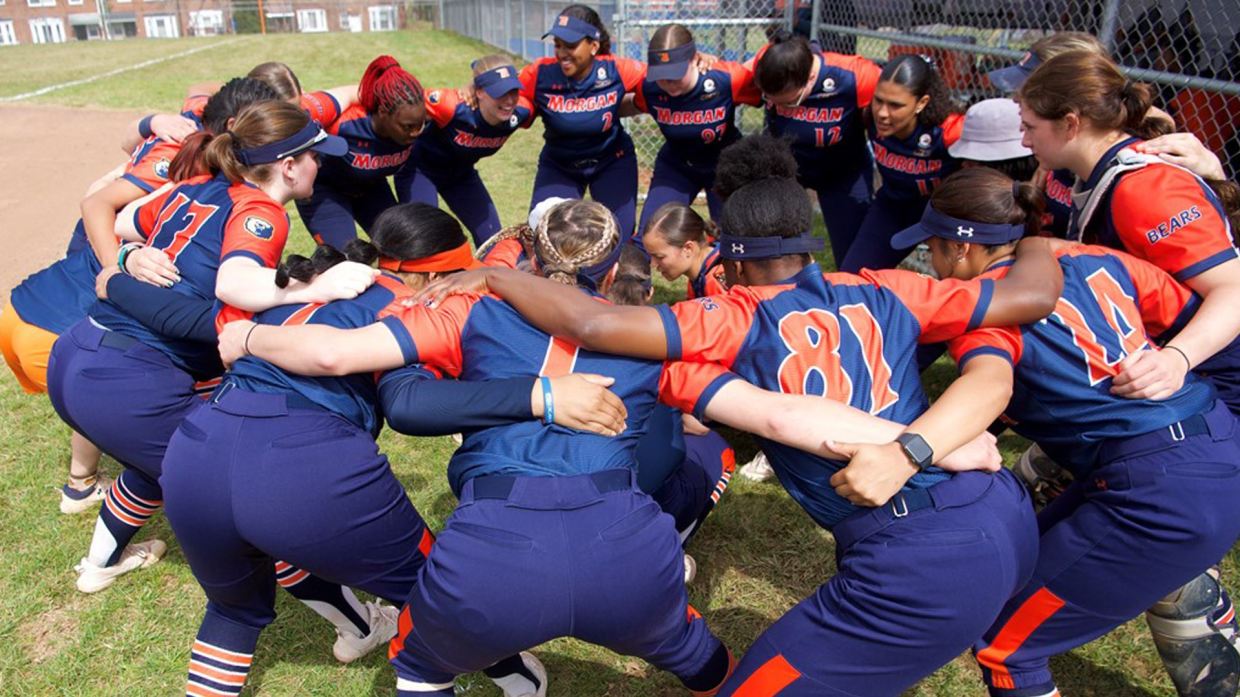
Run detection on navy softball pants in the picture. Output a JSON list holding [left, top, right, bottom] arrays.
[[530, 148, 638, 246], [295, 179, 398, 250], [397, 162, 503, 246]]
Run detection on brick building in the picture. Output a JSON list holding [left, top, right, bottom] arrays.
[[0, 0, 404, 45]]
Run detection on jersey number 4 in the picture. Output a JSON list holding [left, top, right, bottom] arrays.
[[1051, 268, 1149, 385], [777, 305, 899, 414], [150, 192, 221, 263]]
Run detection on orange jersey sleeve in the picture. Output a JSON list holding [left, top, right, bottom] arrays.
[[180, 94, 209, 119], [423, 89, 460, 128], [519, 61, 547, 108], [721, 60, 762, 106], [122, 140, 180, 192], [941, 112, 965, 147], [1109, 164, 1238, 281], [656, 290, 759, 365], [948, 325, 1024, 368], [823, 53, 880, 108], [857, 269, 994, 343], [300, 91, 342, 126], [632, 82, 649, 114], [220, 192, 290, 268], [481, 237, 525, 269], [658, 360, 736, 417], [615, 57, 647, 92], [392, 293, 479, 377]]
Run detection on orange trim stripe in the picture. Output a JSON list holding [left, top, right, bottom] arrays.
[[388, 605, 414, 660], [731, 654, 802, 697], [273, 560, 292, 573], [976, 588, 1066, 690], [192, 641, 253, 666], [277, 569, 310, 587], [105, 495, 145, 527], [186, 682, 234, 697], [418, 528, 435, 559], [188, 660, 247, 685]]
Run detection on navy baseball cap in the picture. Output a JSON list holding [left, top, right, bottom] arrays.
[[647, 42, 696, 82], [473, 64, 522, 98], [891, 205, 1025, 248], [987, 51, 1041, 93], [236, 120, 346, 166], [543, 13, 601, 44]]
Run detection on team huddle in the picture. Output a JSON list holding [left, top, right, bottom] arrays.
[[3, 3, 1240, 696]]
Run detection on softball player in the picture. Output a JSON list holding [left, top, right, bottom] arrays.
[[629, 23, 761, 242], [413, 139, 1077, 695], [0, 78, 281, 516], [46, 101, 366, 594], [227, 200, 736, 696], [642, 203, 726, 299], [295, 55, 427, 249], [519, 5, 646, 242], [750, 30, 880, 264], [394, 56, 532, 245], [838, 54, 964, 272], [162, 204, 588, 697], [894, 166, 1240, 697]]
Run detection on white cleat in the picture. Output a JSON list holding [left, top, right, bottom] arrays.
[[684, 553, 698, 585], [333, 601, 398, 664], [75, 539, 167, 593], [738, 452, 775, 482], [59, 477, 111, 515], [491, 651, 548, 697]]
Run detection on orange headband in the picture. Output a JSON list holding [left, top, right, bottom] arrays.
[[378, 242, 481, 273]]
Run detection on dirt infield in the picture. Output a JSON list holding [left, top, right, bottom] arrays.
[[0, 104, 143, 298]]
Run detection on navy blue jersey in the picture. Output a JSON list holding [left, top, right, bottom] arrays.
[[387, 290, 722, 496], [869, 113, 964, 201], [757, 48, 880, 182], [304, 92, 413, 193], [90, 173, 289, 378], [949, 246, 1215, 476], [228, 275, 412, 436], [658, 263, 998, 529], [1041, 168, 1074, 239], [9, 245, 103, 335], [519, 55, 645, 163], [414, 88, 533, 171], [686, 245, 726, 300], [633, 61, 761, 166]]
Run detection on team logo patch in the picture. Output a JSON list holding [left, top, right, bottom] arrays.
[[153, 158, 171, 179], [657, 52, 671, 63], [509, 114, 519, 127], [597, 66, 607, 80], [428, 90, 441, 104], [244, 216, 275, 240], [822, 77, 836, 93], [917, 133, 933, 149], [703, 78, 716, 93]]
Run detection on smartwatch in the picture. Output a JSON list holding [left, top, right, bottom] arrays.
[[895, 432, 934, 471]]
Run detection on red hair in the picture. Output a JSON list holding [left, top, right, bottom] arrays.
[[358, 55, 424, 115]]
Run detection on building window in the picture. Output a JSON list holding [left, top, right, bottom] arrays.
[[297, 8, 326, 32], [144, 13, 178, 38], [0, 21, 16, 45], [68, 0, 83, 5], [368, 4, 395, 31], [189, 9, 224, 35], [29, 17, 65, 42], [27, 0, 55, 7]]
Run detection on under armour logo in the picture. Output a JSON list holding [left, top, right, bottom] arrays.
[[956, 226, 974, 237], [731, 242, 745, 254]]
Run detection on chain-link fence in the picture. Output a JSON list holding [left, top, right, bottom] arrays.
[[427, 0, 1240, 178]]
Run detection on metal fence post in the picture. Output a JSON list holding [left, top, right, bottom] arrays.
[[809, 0, 822, 45], [1098, 0, 1120, 52]]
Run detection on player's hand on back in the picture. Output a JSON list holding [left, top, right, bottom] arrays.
[[304, 261, 380, 302], [936, 431, 1002, 474], [95, 265, 123, 300], [535, 373, 628, 436], [681, 412, 711, 436], [826, 440, 921, 507], [415, 268, 493, 307], [218, 319, 256, 369], [1134, 133, 1226, 181], [150, 114, 199, 144], [1111, 347, 1188, 401], [125, 245, 181, 288]]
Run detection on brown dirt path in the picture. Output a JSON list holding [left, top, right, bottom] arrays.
[[0, 104, 144, 298]]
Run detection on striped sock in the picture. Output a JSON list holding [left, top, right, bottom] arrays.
[[88, 471, 161, 567], [186, 633, 256, 696], [274, 561, 370, 638], [395, 676, 455, 696]]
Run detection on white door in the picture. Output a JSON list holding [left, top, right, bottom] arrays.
[[29, 18, 66, 43], [0, 21, 17, 46], [343, 13, 362, 32], [144, 14, 178, 38]]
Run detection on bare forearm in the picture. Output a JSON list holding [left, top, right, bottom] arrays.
[[1164, 286, 1240, 369], [905, 356, 1011, 458], [985, 238, 1062, 326]]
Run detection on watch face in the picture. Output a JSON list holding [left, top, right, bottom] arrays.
[[899, 433, 933, 468]]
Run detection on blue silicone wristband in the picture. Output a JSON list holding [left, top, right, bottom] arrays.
[[540, 376, 554, 426], [138, 114, 155, 139]]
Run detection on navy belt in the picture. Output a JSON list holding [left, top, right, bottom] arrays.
[[471, 469, 632, 501], [99, 330, 139, 351], [208, 380, 325, 414], [886, 487, 935, 519], [1099, 411, 1213, 466]]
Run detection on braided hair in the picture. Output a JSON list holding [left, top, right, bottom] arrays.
[[358, 55, 424, 115], [532, 200, 621, 287]]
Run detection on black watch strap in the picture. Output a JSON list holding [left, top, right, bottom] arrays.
[[896, 432, 934, 470]]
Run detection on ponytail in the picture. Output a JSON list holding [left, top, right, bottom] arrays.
[[532, 200, 621, 287], [606, 244, 654, 307], [1019, 50, 1168, 141], [168, 131, 214, 182], [275, 239, 379, 288], [754, 28, 814, 96], [201, 100, 311, 183], [645, 203, 712, 246], [170, 77, 280, 181], [1118, 80, 1171, 140], [930, 168, 1042, 241], [358, 55, 424, 115], [1012, 179, 1047, 239]]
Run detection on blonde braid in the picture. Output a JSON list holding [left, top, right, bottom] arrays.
[[534, 200, 621, 285]]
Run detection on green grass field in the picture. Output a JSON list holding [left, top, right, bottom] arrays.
[[0, 27, 1228, 696]]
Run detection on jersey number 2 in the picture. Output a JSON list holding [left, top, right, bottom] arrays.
[[776, 305, 899, 413]]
